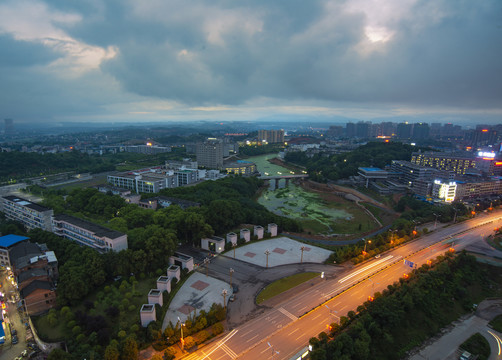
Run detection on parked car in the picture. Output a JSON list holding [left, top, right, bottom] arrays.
[[11, 328, 17, 336], [12, 335, 18, 344], [21, 350, 28, 357], [229, 295, 235, 302], [232, 284, 239, 293]]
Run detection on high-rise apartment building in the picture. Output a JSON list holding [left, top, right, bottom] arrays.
[[257, 130, 285, 144], [196, 138, 224, 169], [411, 152, 476, 175]]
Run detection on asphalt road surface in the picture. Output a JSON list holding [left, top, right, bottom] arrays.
[[181, 211, 502, 360]]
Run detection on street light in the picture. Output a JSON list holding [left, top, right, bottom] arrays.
[[324, 304, 339, 322], [389, 229, 397, 244], [232, 243, 237, 259], [433, 213, 439, 229], [222, 289, 228, 310], [203, 257, 210, 277], [300, 246, 306, 263], [265, 250, 271, 268], [363, 239, 371, 254], [229, 268, 234, 287], [177, 317, 185, 350], [267, 342, 280, 359]]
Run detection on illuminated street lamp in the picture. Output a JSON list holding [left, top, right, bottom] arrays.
[[265, 250, 271, 268], [267, 342, 280, 359], [363, 239, 371, 254], [177, 317, 185, 350], [389, 229, 397, 244], [232, 243, 237, 259]]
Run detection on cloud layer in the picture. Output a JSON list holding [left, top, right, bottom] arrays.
[[1, 0, 501, 124]]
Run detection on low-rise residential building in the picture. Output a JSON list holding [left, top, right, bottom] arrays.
[[52, 214, 128, 252], [107, 168, 178, 193], [224, 160, 257, 176], [175, 169, 199, 185], [20, 280, 57, 315], [124, 145, 171, 154], [0, 234, 30, 267], [1, 195, 53, 231], [139, 196, 200, 210]]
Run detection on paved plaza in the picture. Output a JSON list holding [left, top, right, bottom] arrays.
[[229, 236, 332, 267], [162, 272, 232, 330]]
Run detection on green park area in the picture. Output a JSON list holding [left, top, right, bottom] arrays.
[[258, 184, 376, 235], [256, 272, 320, 304]]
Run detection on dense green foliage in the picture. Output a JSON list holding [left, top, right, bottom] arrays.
[[0, 151, 115, 181], [285, 142, 427, 182], [310, 252, 492, 360], [239, 143, 285, 156], [0, 149, 187, 183], [489, 314, 502, 332], [460, 333, 491, 360], [396, 196, 470, 223], [158, 176, 302, 234]]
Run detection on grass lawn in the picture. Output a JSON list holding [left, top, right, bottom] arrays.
[[460, 333, 490, 360], [32, 315, 66, 342], [489, 314, 502, 332], [256, 272, 319, 304]]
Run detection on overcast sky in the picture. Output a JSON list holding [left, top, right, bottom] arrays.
[[1, 0, 501, 125]]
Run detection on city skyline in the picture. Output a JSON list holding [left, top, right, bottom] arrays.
[[1, 0, 501, 125]]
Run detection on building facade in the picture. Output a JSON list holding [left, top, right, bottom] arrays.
[[224, 160, 257, 176], [257, 129, 284, 144], [1, 196, 53, 231], [52, 214, 128, 252], [196, 138, 224, 169], [411, 152, 476, 175], [107, 169, 178, 193]]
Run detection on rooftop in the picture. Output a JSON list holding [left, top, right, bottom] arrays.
[[2, 195, 52, 213], [0, 234, 30, 248], [359, 167, 385, 172], [53, 214, 125, 240]]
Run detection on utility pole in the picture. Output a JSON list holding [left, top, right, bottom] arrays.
[[204, 257, 209, 277], [229, 268, 234, 287]]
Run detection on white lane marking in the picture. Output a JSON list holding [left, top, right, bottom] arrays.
[[338, 255, 394, 283], [278, 307, 298, 321], [312, 313, 323, 320], [289, 328, 299, 335], [246, 334, 259, 343], [201, 329, 239, 360], [221, 343, 238, 359]]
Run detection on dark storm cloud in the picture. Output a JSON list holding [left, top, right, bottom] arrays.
[[0, 0, 501, 122]]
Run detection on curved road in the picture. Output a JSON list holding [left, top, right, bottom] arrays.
[[182, 211, 502, 360]]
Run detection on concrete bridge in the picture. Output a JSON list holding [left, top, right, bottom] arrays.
[[259, 174, 308, 188]]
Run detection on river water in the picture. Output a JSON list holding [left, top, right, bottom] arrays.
[[248, 154, 353, 234]]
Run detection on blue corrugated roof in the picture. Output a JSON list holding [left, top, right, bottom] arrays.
[[360, 167, 384, 172], [0, 234, 29, 248]]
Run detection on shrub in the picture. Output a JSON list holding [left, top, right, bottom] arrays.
[[164, 347, 176, 360], [184, 336, 195, 349], [212, 323, 224, 335]]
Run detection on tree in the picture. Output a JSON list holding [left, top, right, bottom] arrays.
[[47, 349, 72, 360], [121, 337, 138, 360], [104, 344, 120, 360]]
